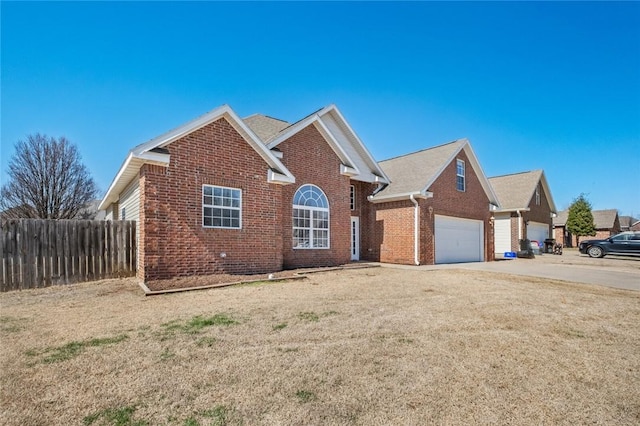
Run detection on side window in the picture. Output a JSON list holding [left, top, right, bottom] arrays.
[[535, 185, 540, 205], [202, 185, 242, 229], [456, 159, 465, 192], [121, 208, 126, 220], [350, 185, 356, 210]]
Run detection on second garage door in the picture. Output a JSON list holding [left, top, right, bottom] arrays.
[[527, 221, 549, 245], [435, 215, 484, 264]]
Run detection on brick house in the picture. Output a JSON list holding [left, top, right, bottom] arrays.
[[619, 216, 640, 232], [488, 170, 557, 256], [368, 139, 499, 265], [553, 209, 621, 247], [98, 104, 389, 283]]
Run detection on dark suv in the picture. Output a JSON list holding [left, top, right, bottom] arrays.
[[579, 232, 640, 258]]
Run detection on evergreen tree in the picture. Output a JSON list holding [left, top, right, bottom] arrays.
[[566, 193, 596, 245]]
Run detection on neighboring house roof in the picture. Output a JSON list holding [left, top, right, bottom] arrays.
[[488, 169, 557, 213], [99, 105, 296, 211], [242, 114, 290, 142], [553, 209, 619, 229], [371, 138, 499, 205], [619, 215, 640, 231], [265, 105, 390, 184]]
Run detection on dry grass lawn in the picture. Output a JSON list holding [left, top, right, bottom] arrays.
[[1, 267, 639, 425]]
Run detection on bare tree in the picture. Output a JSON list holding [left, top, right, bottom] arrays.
[[0, 134, 98, 219]]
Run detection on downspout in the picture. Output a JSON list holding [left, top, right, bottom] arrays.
[[517, 210, 522, 241], [410, 194, 420, 265]]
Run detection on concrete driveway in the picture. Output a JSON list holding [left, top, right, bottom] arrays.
[[383, 250, 640, 291]]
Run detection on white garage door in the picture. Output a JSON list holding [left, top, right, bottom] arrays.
[[527, 221, 549, 245], [494, 215, 512, 254], [435, 215, 484, 264]]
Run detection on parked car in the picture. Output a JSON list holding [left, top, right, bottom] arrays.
[[579, 231, 640, 258]]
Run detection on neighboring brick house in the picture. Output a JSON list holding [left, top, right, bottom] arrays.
[[619, 216, 640, 232], [553, 209, 621, 247], [98, 104, 389, 283], [368, 139, 499, 265], [488, 170, 557, 256]]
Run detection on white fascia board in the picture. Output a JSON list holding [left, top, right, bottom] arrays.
[[340, 164, 359, 176], [462, 143, 500, 206], [374, 175, 390, 184], [493, 207, 531, 213], [266, 113, 320, 149], [135, 151, 170, 166], [221, 110, 295, 181], [314, 118, 360, 172], [368, 191, 432, 204], [268, 169, 295, 185], [322, 105, 391, 184], [98, 153, 136, 211], [132, 105, 232, 154], [98, 151, 169, 211], [539, 171, 557, 213]]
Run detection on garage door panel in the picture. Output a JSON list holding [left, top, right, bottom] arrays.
[[435, 215, 483, 264], [527, 221, 549, 244], [494, 216, 512, 253]]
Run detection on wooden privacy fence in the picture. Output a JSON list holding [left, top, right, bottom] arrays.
[[1, 219, 136, 292]]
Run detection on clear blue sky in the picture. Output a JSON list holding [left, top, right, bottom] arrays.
[[2, 1, 639, 216]]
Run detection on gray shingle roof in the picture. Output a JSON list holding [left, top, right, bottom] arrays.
[[376, 139, 467, 198], [242, 114, 290, 143], [488, 170, 543, 210], [554, 209, 619, 229]]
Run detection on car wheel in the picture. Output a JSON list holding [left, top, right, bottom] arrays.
[[587, 246, 604, 258]]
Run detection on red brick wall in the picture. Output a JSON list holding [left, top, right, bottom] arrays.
[[371, 149, 494, 265], [522, 182, 553, 241], [138, 117, 283, 282], [351, 181, 379, 261], [277, 124, 351, 269], [373, 200, 416, 264], [422, 149, 494, 264]]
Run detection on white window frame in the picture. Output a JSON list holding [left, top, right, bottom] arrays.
[[535, 185, 541, 205], [456, 159, 466, 192], [292, 184, 330, 249], [202, 184, 242, 229], [350, 185, 356, 210]]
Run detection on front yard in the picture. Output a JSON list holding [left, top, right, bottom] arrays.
[[1, 267, 639, 425]]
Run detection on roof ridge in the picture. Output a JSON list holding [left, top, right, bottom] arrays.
[[243, 113, 289, 123], [488, 169, 542, 179], [379, 138, 467, 163]]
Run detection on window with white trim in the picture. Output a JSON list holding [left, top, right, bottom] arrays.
[[456, 159, 465, 192], [292, 184, 329, 249], [535, 185, 541, 205], [350, 185, 356, 210], [203, 185, 241, 229]]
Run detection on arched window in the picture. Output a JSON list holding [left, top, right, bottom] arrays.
[[292, 184, 329, 249]]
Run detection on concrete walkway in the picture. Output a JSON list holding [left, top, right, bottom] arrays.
[[380, 255, 640, 292]]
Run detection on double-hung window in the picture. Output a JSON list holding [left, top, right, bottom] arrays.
[[292, 184, 329, 249], [202, 185, 241, 229], [535, 185, 541, 205], [456, 159, 465, 192]]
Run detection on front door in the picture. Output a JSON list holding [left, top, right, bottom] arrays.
[[350, 217, 360, 261]]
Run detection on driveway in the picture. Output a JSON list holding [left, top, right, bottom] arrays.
[[384, 250, 640, 291]]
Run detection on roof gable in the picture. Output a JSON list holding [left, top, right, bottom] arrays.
[[99, 105, 295, 210], [266, 105, 390, 184], [489, 170, 557, 213], [242, 114, 289, 142], [372, 139, 498, 205]]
